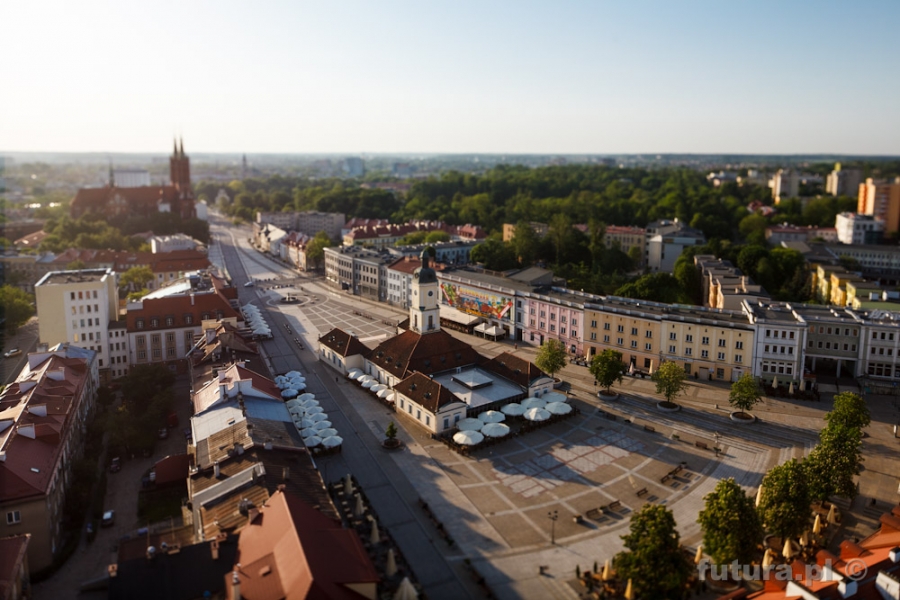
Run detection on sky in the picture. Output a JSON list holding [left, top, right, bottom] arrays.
[[3, 0, 899, 155]]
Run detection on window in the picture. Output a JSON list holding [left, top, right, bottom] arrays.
[[716, 368, 725, 379], [669, 332, 677, 340], [138, 350, 146, 359], [550, 313, 556, 321], [540, 321, 545, 329], [701, 350, 709, 358], [166, 333, 175, 343], [590, 332, 597, 340], [735, 354, 742, 363], [603, 322, 610, 330], [631, 340, 637, 348], [137, 319, 145, 330], [70, 292, 75, 300], [591, 320, 597, 328], [561, 316, 566, 324], [87, 305, 91, 313], [789, 332, 794, 339], [669, 345, 676, 353], [550, 325, 555, 332], [530, 319, 535, 326], [766, 329, 771, 337], [540, 311, 545, 318], [631, 327, 638, 336], [701, 337, 709, 345], [645, 343, 652, 350], [561, 327, 566, 335], [150, 318, 159, 328], [416, 409, 421, 420], [153, 349, 161, 358], [718, 352, 726, 360], [166, 317, 174, 326], [167, 347, 175, 357], [616, 337, 623, 345], [603, 335, 610, 343], [617, 325, 624, 333], [645, 331, 652, 338], [185, 314, 193, 325], [685, 348, 692, 356], [425, 415, 430, 426], [735, 341, 743, 350], [6, 511, 20, 525], [137, 336, 146, 348], [78, 291, 83, 300], [718, 339, 726, 347], [572, 319, 577, 326], [686, 335, 693, 343], [572, 330, 578, 338]]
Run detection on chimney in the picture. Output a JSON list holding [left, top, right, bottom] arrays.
[[231, 570, 241, 600], [190, 293, 196, 306], [214, 461, 220, 478]]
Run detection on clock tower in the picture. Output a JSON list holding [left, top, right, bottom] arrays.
[[409, 250, 440, 335]]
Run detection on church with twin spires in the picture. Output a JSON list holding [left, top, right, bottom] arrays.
[[70, 139, 196, 220], [318, 250, 554, 433]]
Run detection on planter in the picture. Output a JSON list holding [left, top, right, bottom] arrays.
[[730, 411, 756, 423], [553, 378, 564, 389], [382, 438, 402, 450], [656, 401, 681, 412], [598, 391, 619, 401]]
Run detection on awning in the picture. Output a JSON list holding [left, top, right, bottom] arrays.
[[441, 305, 483, 326], [474, 322, 488, 333]]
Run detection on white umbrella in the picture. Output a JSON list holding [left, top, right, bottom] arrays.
[[545, 401, 572, 415], [501, 403, 525, 416], [356, 373, 371, 382], [300, 427, 318, 438], [321, 435, 343, 448], [298, 393, 315, 402], [524, 407, 550, 422], [478, 410, 505, 423], [344, 474, 353, 496], [289, 377, 306, 385], [295, 417, 315, 428], [377, 388, 394, 399], [286, 370, 302, 378], [354, 493, 364, 517], [481, 422, 510, 438], [648, 360, 654, 375], [457, 418, 483, 432], [370, 518, 380, 544], [371, 383, 387, 393], [317, 428, 338, 438], [305, 406, 324, 416], [362, 380, 376, 389], [292, 382, 307, 392], [628, 362, 635, 376], [521, 397, 547, 410], [285, 399, 303, 408], [394, 577, 418, 600], [542, 391, 567, 403], [303, 435, 322, 447], [312, 420, 332, 430], [289, 406, 305, 417], [772, 376, 779, 388], [281, 388, 299, 399], [309, 412, 329, 423], [788, 381, 795, 395], [348, 369, 362, 379], [453, 430, 484, 445], [386, 548, 397, 577], [299, 399, 319, 409]]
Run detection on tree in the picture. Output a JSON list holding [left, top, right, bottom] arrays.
[[698, 478, 763, 566], [804, 423, 863, 501], [590, 349, 628, 393], [0, 285, 35, 332], [66, 260, 87, 270], [534, 339, 568, 380], [614, 504, 691, 599], [424, 230, 450, 244], [548, 213, 571, 264], [120, 266, 154, 292], [510, 220, 540, 266], [385, 421, 397, 440], [728, 373, 762, 415], [673, 257, 702, 305], [305, 231, 332, 271], [651, 361, 688, 407], [826, 392, 871, 431], [615, 272, 682, 304], [127, 289, 149, 302], [758, 458, 810, 540]]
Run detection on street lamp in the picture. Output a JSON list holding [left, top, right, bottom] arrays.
[[547, 510, 558, 544]]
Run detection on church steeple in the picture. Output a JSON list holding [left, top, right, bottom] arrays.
[[409, 249, 440, 335]]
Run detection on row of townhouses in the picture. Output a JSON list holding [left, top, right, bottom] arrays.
[[323, 254, 900, 389]]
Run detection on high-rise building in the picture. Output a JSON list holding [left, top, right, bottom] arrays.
[[769, 169, 800, 201], [825, 163, 862, 197], [835, 212, 885, 245], [34, 269, 118, 379], [858, 177, 900, 235]]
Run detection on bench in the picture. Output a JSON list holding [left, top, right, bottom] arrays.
[[671, 465, 683, 476], [695, 441, 709, 450], [636, 488, 648, 497], [643, 425, 655, 433], [661, 475, 670, 483]]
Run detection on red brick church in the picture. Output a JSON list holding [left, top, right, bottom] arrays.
[[70, 139, 196, 220]]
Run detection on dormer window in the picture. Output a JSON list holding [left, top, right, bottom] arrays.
[[150, 318, 160, 328], [410, 383, 417, 390], [136, 318, 145, 330]]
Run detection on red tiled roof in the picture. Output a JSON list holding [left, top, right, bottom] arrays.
[[229, 490, 378, 600], [13, 230, 48, 248], [0, 534, 30, 599], [317, 328, 370, 359], [127, 291, 238, 332], [367, 329, 480, 379], [387, 256, 448, 275], [479, 352, 548, 388], [394, 372, 464, 412], [71, 185, 181, 217]]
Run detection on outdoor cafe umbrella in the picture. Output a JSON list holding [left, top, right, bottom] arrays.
[[755, 485, 764, 507], [300, 427, 318, 438], [348, 368, 362, 379], [371, 384, 387, 393], [295, 417, 315, 429], [321, 435, 343, 449], [545, 401, 572, 416], [827, 504, 838, 525], [356, 373, 371, 382], [344, 474, 353, 496], [478, 410, 505, 423], [457, 418, 483, 432], [281, 388, 299, 399], [628, 362, 635, 376], [772, 376, 779, 389], [521, 397, 547, 410], [286, 370, 302, 378], [299, 399, 319, 409], [481, 422, 510, 438], [501, 403, 525, 416], [648, 360, 654, 375], [813, 514, 823, 534], [694, 545, 704, 565], [524, 407, 550, 422], [370, 518, 380, 544], [317, 428, 338, 438], [394, 577, 418, 600], [453, 430, 484, 445], [298, 393, 315, 402], [542, 391, 567, 403], [362, 379, 376, 389], [624, 579, 634, 600], [788, 381, 795, 395], [782, 538, 797, 559], [354, 493, 365, 517], [312, 420, 333, 430], [292, 382, 307, 392], [305, 406, 324, 416], [286, 399, 303, 409], [309, 412, 329, 423], [377, 388, 394, 399], [303, 435, 322, 448]]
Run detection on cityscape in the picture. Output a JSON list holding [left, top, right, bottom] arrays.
[[2, 2, 900, 600]]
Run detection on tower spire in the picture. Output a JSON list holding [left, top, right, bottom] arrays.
[[179, 137, 184, 157], [173, 138, 178, 156]]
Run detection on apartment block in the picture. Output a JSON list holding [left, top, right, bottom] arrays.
[[825, 163, 861, 197], [858, 177, 900, 235], [603, 226, 646, 263], [741, 301, 807, 386], [255, 211, 345, 240], [835, 212, 884, 245], [502, 222, 549, 242], [695, 255, 769, 310], [34, 269, 118, 379]]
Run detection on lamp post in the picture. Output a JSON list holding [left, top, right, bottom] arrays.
[[548, 510, 558, 544]]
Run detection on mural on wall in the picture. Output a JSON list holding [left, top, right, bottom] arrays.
[[440, 282, 513, 320]]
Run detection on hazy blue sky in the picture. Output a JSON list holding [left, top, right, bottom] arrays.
[[4, 0, 899, 154]]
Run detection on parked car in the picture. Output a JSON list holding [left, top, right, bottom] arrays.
[[243, 281, 254, 287], [109, 457, 121, 473], [101, 510, 115, 527], [3, 348, 21, 358]]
